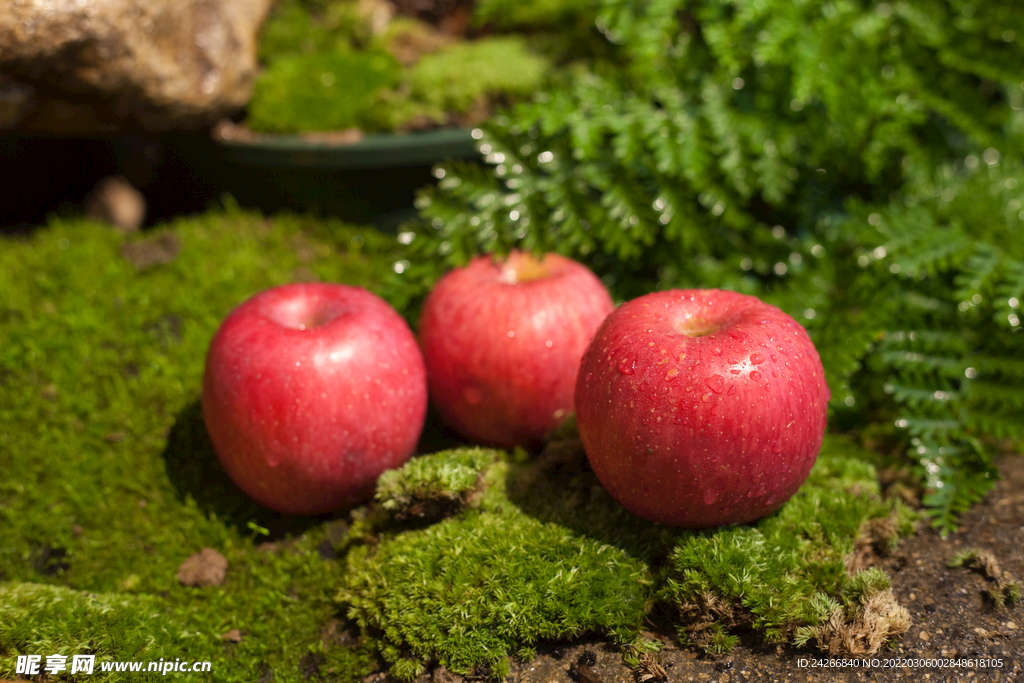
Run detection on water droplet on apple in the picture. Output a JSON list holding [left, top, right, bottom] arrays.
[[703, 488, 719, 505], [727, 386, 737, 395], [464, 387, 484, 405], [618, 359, 635, 375], [701, 393, 712, 403], [750, 371, 762, 382], [713, 347, 723, 356], [704, 375, 724, 394], [772, 441, 783, 453], [664, 367, 679, 381], [750, 352, 766, 365], [266, 453, 280, 468]]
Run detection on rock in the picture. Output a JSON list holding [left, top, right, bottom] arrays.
[[0, 0, 274, 133], [85, 176, 146, 232], [177, 547, 228, 587], [220, 628, 243, 642]]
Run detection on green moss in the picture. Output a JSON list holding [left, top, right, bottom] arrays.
[[0, 206, 398, 682], [0, 583, 197, 680], [341, 456, 649, 680], [259, 0, 374, 64], [401, 37, 547, 114], [666, 437, 914, 652], [252, 0, 550, 134], [247, 49, 402, 133], [342, 437, 911, 677], [472, 0, 595, 30], [368, 37, 549, 131], [0, 543, 378, 682], [375, 447, 498, 520]]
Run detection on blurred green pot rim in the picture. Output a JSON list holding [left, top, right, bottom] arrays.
[[211, 120, 480, 169]]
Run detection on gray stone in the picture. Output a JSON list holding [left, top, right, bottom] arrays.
[[0, 0, 273, 133]]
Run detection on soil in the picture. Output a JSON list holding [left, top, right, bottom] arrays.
[[367, 455, 1024, 683]]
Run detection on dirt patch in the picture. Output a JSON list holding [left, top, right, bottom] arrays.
[[120, 231, 181, 271], [32, 544, 70, 576], [176, 547, 228, 587]]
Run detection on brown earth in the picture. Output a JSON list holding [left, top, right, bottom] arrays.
[[368, 456, 1024, 683]]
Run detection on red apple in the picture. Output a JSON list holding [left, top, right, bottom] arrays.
[[575, 289, 830, 527], [202, 283, 427, 515], [418, 250, 614, 448]]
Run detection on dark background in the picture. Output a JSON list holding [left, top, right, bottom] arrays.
[[0, 133, 439, 232]]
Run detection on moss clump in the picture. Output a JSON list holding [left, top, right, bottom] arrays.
[[250, 0, 551, 134], [0, 583, 196, 680], [794, 568, 911, 656], [246, 49, 402, 133], [258, 0, 375, 64], [342, 454, 649, 680], [948, 548, 1023, 608], [341, 436, 913, 678], [667, 438, 915, 654], [375, 447, 498, 521], [368, 37, 550, 131]]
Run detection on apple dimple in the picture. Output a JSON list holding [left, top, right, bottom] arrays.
[[263, 296, 352, 330], [674, 317, 721, 337], [496, 250, 553, 284]]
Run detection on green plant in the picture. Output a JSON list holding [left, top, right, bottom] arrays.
[[251, 3, 552, 133], [367, 36, 550, 131], [258, 0, 375, 63], [247, 49, 401, 133]]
